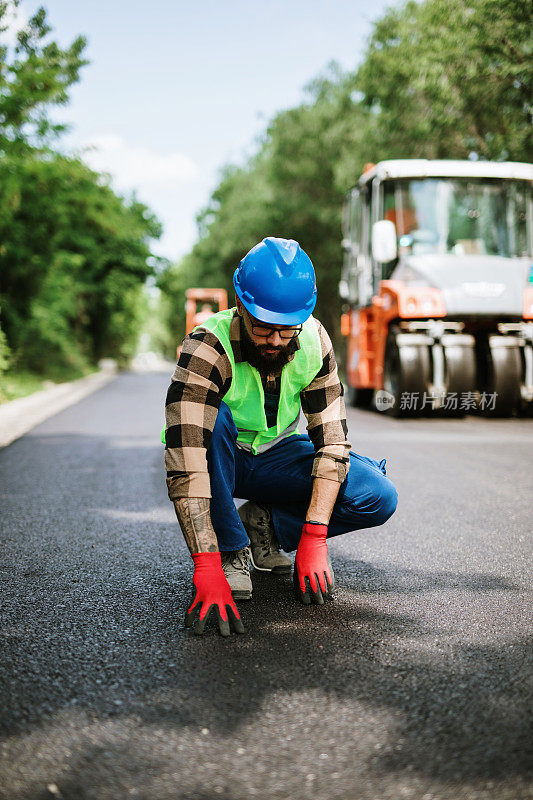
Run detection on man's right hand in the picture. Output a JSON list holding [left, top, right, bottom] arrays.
[[185, 551, 244, 637]]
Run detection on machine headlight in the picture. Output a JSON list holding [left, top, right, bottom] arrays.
[[421, 295, 436, 313], [404, 292, 440, 315]]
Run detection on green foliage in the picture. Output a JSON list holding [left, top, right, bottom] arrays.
[[356, 0, 533, 161], [0, 315, 10, 375], [0, 1, 88, 152], [263, 70, 374, 338], [141, 287, 172, 359], [158, 67, 374, 346], [0, 4, 163, 378], [0, 153, 161, 371], [158, 0, 532, 354], [0, 368, 45, 403], [158, 156, 276, 347]]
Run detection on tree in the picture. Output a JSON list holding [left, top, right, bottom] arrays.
[[356, 0, 533, 161], [0, 5, 163, 375], [0, 1, 88, 154], [158, 156, 276, 347], [158, 65, 374, 347], [158, 0, 533, 356], [263, 67, 374, 339], [0, 153, 161, 372], [0, 316, 10, 376]]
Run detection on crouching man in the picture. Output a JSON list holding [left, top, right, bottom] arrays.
[[164, 237, 398, 636]]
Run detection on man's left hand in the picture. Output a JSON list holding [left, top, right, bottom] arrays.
[[294, 521, 335, 605]]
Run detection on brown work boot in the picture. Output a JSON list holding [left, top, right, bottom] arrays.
[[238, 501, 292, 574]]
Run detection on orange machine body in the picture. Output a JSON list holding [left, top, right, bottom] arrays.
[[343, 280, 446, 390], [177, 288, 229, 359], [185, 288, 228, 334]]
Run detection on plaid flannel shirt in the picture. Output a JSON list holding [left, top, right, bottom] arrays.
[[165, 310, 350, 500]]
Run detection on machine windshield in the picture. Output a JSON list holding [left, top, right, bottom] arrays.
[[383, 178, 532, 258]]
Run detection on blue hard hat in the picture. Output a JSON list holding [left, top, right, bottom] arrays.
[[233, 237, 317, 325]]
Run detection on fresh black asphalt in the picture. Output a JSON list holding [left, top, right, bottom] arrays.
[[0, 372, 531, 799]]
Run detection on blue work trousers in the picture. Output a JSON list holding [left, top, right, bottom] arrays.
[[207, 402, 398, 553]]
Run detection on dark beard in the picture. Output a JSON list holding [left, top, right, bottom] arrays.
[[240, 317, 297, 375]]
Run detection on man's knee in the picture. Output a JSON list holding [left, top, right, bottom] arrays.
[[373, 479, 398, 525], [340, 476, 398, 528]]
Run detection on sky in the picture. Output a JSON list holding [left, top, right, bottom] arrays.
[[11, 0, 394, 262]]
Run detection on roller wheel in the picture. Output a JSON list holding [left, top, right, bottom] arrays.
[[346, 385, 374, 409], [437, 336, 476, 416], [481, 335, 521, 417], [381, 329, 431, 417]]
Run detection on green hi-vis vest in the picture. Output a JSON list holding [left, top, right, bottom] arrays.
[[200, 308, 322, 454], [161, 308, 323, 455]]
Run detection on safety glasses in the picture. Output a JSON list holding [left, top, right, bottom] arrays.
[[248, 313, 302, 340]]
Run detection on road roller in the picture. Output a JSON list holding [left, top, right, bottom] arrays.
[[340, 159, 533, 417]]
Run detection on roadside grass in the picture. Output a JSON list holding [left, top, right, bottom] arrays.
[[0, 370, 46, 403], [0, 366, 96, 405]]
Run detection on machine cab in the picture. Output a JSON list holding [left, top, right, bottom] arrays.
[[341, 159, 533, 311]]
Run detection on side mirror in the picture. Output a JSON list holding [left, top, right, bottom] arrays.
[[372, 220, 397, 263]]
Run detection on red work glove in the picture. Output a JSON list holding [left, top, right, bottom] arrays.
[[294, 522, 335, 605], [185, 552, 244, 636]]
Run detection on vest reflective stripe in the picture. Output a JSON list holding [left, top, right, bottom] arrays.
[[199, 309, 322, 455], [235, 414, 300, 454]]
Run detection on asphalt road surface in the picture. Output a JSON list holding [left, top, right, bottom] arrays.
[[1, 371, 532, 800]]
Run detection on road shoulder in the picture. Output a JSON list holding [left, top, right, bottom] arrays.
[[0, 370, 117, 448]]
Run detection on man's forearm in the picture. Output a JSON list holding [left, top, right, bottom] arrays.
[[305, 476, 341, 525], [173, 498, 219, 554]]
